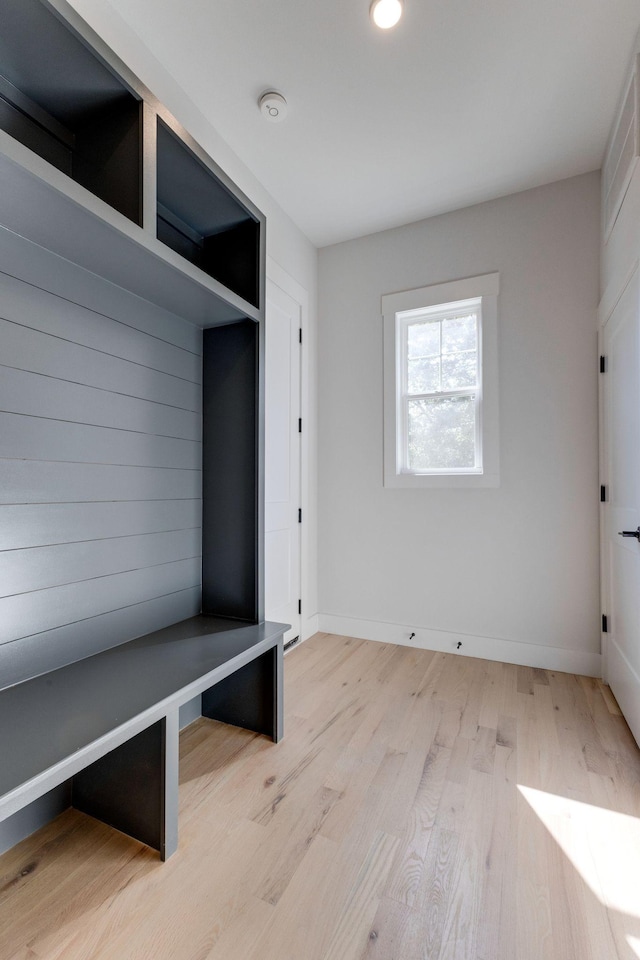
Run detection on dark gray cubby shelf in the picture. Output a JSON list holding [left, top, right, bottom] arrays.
[[0, 0, 264, 323], [0, 0, 142, 226], [157, 119, 260, 308]]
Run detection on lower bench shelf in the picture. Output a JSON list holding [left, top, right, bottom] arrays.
[[0, 616, 286, 860]]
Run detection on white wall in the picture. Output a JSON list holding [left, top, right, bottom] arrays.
[[318, 172, 601, 675], [64, 0, 320, 638]]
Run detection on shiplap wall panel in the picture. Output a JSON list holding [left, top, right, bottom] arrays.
[[0, 320, 201, 410], [0, 238, 203, 687], [0, 588, 201, 690], [0, 230, 202, 354], [0, 559, 201, 644], [0, 501, 202, 551], [0, 461, 200, 504], [0, 366, 201, 440], [0, 273, 202, 383], [1, 413, 199, 468], [0, 530, 201, 597]]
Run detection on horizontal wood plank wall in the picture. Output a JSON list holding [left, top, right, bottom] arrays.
[[0, 231, 203, 689]]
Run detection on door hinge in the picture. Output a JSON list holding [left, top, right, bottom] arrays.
[[298, 418, 302, 433], [602, 614, 608, 633], [600, 484, 607, 502], [299, 328, 302, 344], [298, 598, 302, 615], [600, 355, 606, 373], [298, 508, 302, 523]]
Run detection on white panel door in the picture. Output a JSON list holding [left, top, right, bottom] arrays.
[[265, 279, 301, 643], [602, 263, 640, 747]]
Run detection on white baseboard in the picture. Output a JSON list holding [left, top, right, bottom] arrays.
[[318, 614, 602, 677], [607, 637, 640, 749]]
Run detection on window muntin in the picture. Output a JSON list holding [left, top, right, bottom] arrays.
[[397, 298, 482, 474]]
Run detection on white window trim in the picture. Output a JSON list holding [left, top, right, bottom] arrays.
[[382, 272, 500, 488]]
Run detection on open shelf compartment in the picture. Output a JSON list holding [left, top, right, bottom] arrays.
[[156, 118, 260, 308], [0, 0, 142, 226]]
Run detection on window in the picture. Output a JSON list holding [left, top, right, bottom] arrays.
[[383, 273, 499, 488], [399, 298, 481, 473]]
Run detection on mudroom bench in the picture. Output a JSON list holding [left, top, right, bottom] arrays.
[[0, 617, 285, 860]]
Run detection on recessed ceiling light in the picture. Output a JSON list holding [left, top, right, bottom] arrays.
[[370, 0, 403, 29], [259, 91, 288, 122]]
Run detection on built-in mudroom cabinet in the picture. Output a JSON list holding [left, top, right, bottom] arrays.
[[0, 0, 285, 859]]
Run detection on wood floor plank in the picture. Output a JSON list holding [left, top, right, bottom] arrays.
[[245, 834, 343, 960], [477, 659, 503, 730], [497, 661, 521, 718], [546, 672, 593, 795], [446, 736, 474, 785], [320, 830, 399, 960], [398, 825, 460, 959], [203, 898, 274, 960], [384, 742, 451, 909], [1, 633, 640, 960], [516, 796, 554, 960], [532, 683, 565, 794], [359, 896, 413, 960], [253, 784, 342, 906], [476, 742, 517, 960], [471, 725, 497, 775], [597, 678, 623, 716], [458, 675, 485, 740]]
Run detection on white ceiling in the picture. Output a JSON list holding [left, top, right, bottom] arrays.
[[97, 0, 640, 247]]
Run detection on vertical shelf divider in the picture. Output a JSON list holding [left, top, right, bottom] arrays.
[[141, 100, 158, 237]]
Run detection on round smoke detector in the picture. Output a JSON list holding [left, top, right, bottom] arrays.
[[259, 91, 288, 122]]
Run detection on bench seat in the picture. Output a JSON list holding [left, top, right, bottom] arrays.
[[0, 616, 285, 859]]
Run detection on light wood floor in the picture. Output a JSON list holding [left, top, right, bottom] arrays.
[[2, 633, 640, 960]]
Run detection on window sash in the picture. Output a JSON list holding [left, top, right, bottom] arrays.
[[400, 393, 482, 474], [396, 298, 484, 475]]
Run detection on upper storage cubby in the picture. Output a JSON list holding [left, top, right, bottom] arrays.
[[0, 0, 263, 325], [156, 119, 260, 308], [0, 0, 141, 225]]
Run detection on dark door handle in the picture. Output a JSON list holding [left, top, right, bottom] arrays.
[[618, 527, 640, 540]]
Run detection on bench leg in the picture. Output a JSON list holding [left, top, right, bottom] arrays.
[[201, 642, 283, 742], [71, 710, 179, 860]]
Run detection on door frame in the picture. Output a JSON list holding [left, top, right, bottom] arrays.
[[599, 309, 609, 684], [266, 257, 314, 644]]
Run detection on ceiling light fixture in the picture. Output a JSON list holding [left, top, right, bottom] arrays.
[[370, 0, 403, 29]]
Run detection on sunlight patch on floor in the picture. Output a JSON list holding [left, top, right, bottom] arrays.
[[518, 785, 640, 919]]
